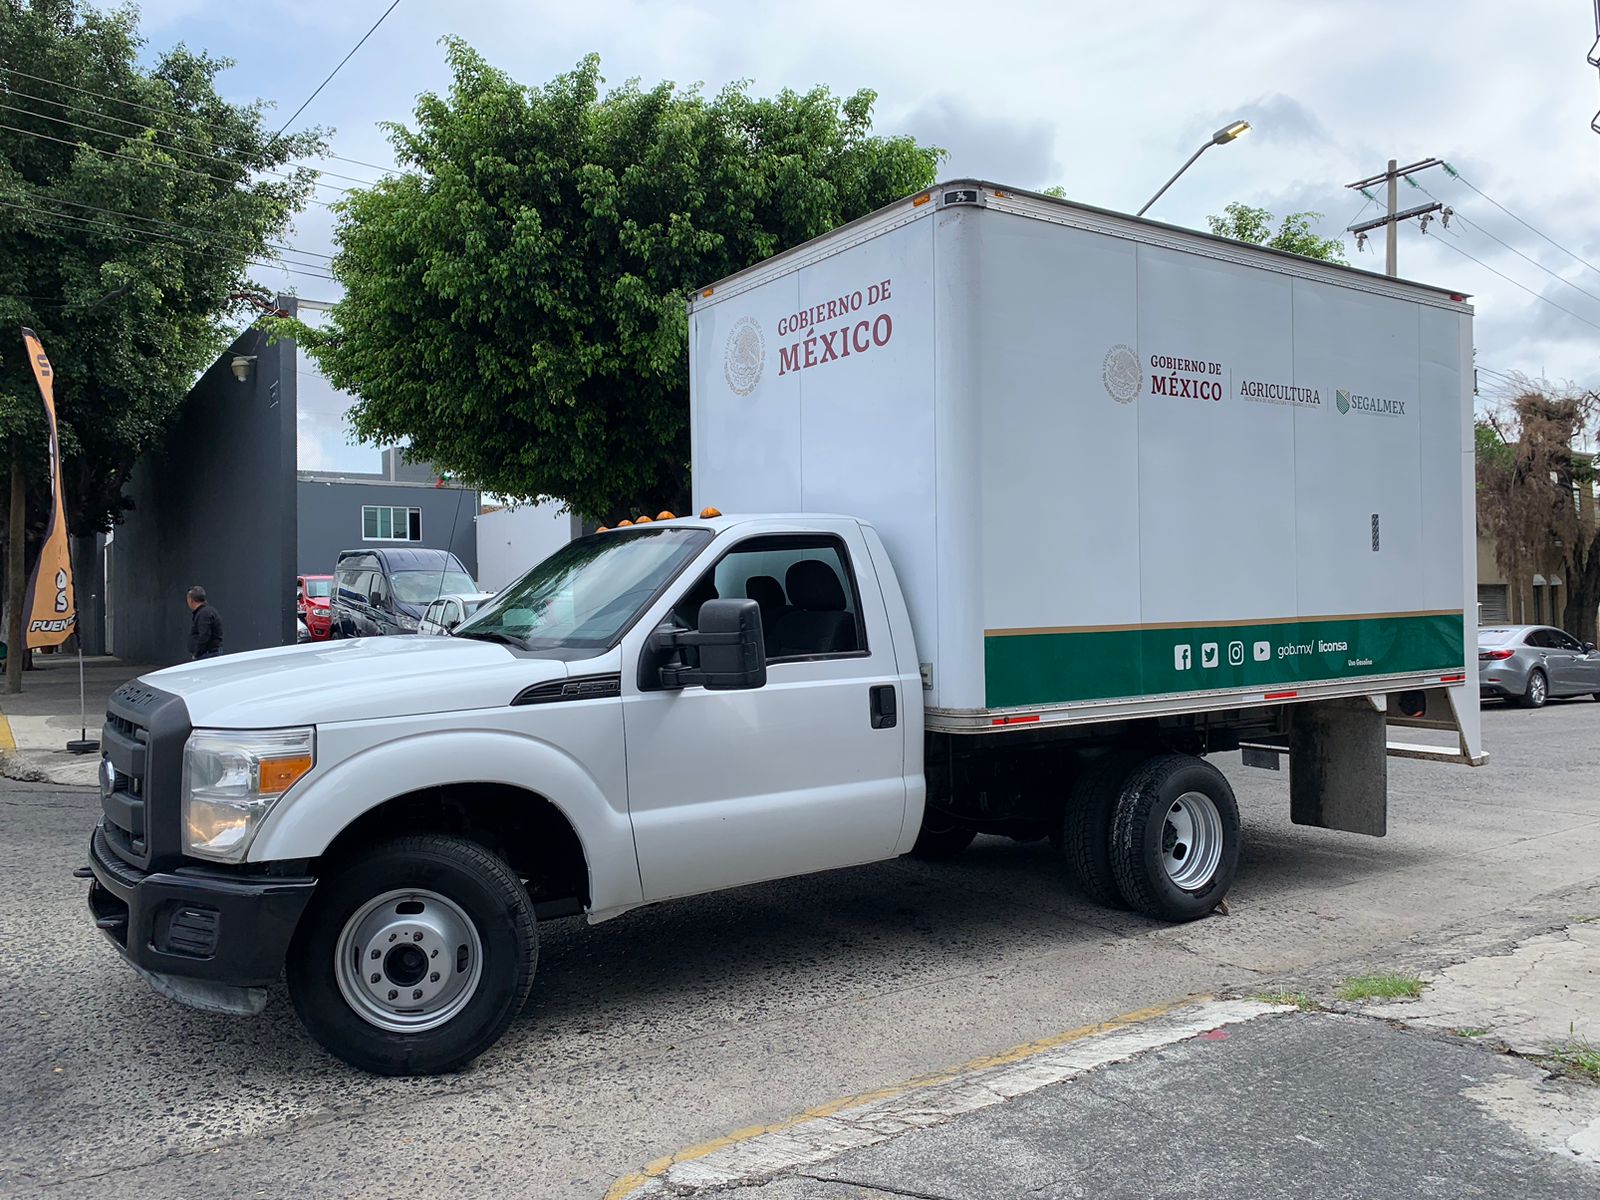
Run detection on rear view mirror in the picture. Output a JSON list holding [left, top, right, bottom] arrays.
[[649, 598, 767, 691]]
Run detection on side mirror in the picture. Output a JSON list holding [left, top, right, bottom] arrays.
[[368, 591, 383, 607], [1585, 642, 1597, 654], [647, 598, 767, 691], [444, 617, 461, 633]]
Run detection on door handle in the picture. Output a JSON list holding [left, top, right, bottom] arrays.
[[870, 684, 897, 729]]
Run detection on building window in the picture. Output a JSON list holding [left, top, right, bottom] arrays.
[[363, 505, 422, 541]]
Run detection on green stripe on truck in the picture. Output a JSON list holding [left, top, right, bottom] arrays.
[[983, 613, 1465, 709]]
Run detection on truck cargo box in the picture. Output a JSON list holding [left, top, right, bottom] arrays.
[[690, 182, 1479, 753]]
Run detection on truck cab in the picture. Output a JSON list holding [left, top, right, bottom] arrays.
[[87, 515, 924, 1075]]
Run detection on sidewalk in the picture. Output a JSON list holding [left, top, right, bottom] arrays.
[[0, 654, 157, 786], [612, 899, 1600, 1199]]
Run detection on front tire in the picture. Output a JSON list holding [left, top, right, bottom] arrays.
[[286, 834, 537, 1076], [1109, 754, 1239, 922], [1520, 669, 1548, 709]]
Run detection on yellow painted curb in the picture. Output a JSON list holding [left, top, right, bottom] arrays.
[[0, 714, 15, 753], [603, 993, 1206, 1200]]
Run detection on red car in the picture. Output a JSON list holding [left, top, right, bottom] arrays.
[[296, 574, 334, 640]]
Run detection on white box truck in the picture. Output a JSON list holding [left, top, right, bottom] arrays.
[[83, 182, 1482, 1076]]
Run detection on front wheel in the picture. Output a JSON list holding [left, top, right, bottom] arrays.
[[1520, 669, 1548, 709], [1109, 754, 1239, 922], [286, 834, 537, 1075]]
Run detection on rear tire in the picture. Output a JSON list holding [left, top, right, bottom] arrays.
[[910, 819, 977, 861], [1062, 752, 1139, 908], [286, 834, 537, 1076], [1109, 754, 1239, 922], [1519, 669, 1547, 709]]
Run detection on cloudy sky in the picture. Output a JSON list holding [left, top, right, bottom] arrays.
[[133, 0, 1600, 470]]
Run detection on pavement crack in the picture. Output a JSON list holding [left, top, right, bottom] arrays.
[[796, 1172, 961, 1200]]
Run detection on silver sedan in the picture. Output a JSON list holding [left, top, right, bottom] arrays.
[[1478, 625, 1600, 708]]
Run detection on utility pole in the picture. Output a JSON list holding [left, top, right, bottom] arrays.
[[1344, 158, 1445, 277]]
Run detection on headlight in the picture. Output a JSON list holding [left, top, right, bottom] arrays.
[[396, 611, 419, 631], [182, 727, 315, 862]]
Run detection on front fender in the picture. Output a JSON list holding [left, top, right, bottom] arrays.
[[249, 725, 642, 916]]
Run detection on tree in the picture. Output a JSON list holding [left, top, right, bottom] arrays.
[[298, 45, 943, 521], [1, 0, 320, 688], [1206, 202, 1347, 264], [0, 0, 322, 536], [1476, 380, 1600, 644]]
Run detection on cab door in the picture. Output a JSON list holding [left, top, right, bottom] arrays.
[[621, 526, 908, 902]]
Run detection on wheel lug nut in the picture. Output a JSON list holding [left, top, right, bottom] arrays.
[[371, 973, 381, 984], [388, 989, 398, 1000], [412, 988, 423, 1000], [370, 949, 380, 959], [412, 932, 423, 942], [430, 972, 440, 983]]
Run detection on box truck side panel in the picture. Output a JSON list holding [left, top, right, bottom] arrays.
[[691, 216, 945, 698], [979, 216, 1465, 710], [692, 271, 806, 516], [973, 212, 1143, 698], [1134, 244, 1302, 628]]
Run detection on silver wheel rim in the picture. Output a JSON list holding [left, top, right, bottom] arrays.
[[1161, 791, 1224, 891], [1530, 674, 1545, 704], [333, 888, 484, 1033]]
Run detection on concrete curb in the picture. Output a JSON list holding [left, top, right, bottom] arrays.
[[605, 997, 1287, 1199]]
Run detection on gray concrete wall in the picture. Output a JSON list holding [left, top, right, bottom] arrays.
[[109, 319, 297, 665], [296, 479, 479, 580]]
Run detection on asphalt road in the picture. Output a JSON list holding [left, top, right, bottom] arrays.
[[3, 698, 1599, 1198]]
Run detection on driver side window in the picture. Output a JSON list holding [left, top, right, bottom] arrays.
[[676, 535, 865, 661]]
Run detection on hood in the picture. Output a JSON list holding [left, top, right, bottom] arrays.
[[302, 595, 330, 610], [144, 636, 572, 728]]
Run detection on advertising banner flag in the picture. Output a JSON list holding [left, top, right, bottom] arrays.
[[19, 328, 76, 648]]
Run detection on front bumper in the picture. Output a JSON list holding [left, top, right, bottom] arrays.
[[87, 825, 316, 990]]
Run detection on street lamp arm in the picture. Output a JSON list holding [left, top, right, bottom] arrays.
[[1136, 142, 1211, 217]]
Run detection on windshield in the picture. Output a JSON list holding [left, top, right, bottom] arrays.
[[392, 569, 477, 605], [303, 579, 332, 599], [456, 527, 711, 650]]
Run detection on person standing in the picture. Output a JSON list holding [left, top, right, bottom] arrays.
[[187, 586, 224, 660]]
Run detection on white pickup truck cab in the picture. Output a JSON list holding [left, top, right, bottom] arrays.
[[86, 182, 1482, 1075]]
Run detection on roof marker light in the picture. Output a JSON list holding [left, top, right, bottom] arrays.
[[700, 506, 721, 519], [656, 510, 676, 520]]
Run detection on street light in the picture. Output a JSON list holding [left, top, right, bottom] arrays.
[[1136, 120, 1252, 217]]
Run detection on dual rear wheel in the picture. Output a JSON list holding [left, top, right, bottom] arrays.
[[1062, 752, 1240, 921]]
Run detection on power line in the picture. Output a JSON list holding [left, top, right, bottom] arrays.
[[1443, 164, 1600, 281], [0, 99, 364, 195], [0, 83, 383, 187], [269, 0, 404, 144], [1424, 225, 1600, 333], [23, 193, 337, 259], [0, 64, 402, 177], [1404, 175, 1600, 309], [0, 200, 338, 281], [0, 119, 339, 208]]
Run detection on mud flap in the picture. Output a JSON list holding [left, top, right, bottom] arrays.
[[1288, 697, 1387, 837]]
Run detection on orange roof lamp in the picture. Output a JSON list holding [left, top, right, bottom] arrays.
[[699, 506, 721, 519], [656, 511, 676, 521]]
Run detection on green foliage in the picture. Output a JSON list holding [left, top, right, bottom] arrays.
[[1537, 1038, 1600, 1082], [1336, 973, 1424, 1001], [1207, 202, 1348, 264], [302, 45, 944, 520], [0, 0, 322, 533]]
